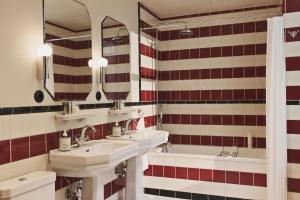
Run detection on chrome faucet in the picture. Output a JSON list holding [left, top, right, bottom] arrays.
[[122, 119, 135, 135], [75, 125, 96, 147]]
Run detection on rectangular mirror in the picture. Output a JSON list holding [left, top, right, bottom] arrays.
[[43, 0, 92, 101], [101, 16, 131, 101]]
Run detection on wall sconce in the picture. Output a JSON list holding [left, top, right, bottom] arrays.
[[88, 58, 108, 68], [36, 43, 53, 80]]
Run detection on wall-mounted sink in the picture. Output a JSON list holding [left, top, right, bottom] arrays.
[[49, 139, 138, 177], [49, 139, 138, 200], [107, 129, 169, 200]]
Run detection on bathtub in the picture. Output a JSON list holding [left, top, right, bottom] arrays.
[[144, 145, 267, 200]]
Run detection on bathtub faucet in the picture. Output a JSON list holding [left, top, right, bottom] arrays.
[[160, 142, 172, 153], [218, 145, 239, 157]]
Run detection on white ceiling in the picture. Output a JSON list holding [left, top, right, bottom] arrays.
[[139, 0, 282, 18], [45, 0, 91, 31]]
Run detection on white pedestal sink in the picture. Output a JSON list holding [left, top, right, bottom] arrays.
[[49, 139, 138, 200], [107, 130, 169, 200]]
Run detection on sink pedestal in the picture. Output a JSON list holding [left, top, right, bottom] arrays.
[[82, 176, 104, 200], [126, 155, 144, 200]]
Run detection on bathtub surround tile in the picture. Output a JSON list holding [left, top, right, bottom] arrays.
[[176, 167, 188, 179], [288, 149, 300, 163], [240, 172, 254, 186], [188, 168, 199, 180], [200, 169, 213, 182], [164, 166, 176, 178], [144, 187, 249, 200], [226, 171, 240, 184], [286, 56, 300, 71], [213, 170, 226, 183], [288, 178, 300, 193], [153, 165, 164, 177]]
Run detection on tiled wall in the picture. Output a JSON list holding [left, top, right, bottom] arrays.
[[45, 23, 92, 101], [284, 0, 300, 199], [139, 3, 281, 200]]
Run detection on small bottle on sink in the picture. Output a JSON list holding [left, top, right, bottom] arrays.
[[59, 130, 71, 152]]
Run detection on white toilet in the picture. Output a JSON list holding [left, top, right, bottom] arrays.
[[0, 171, 56, 200]]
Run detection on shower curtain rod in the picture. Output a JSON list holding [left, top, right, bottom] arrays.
[[46, 34, 91, 42], [140, 11, 282, 31]]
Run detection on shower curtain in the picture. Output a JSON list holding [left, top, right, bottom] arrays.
[[266, 16, 287, 200]]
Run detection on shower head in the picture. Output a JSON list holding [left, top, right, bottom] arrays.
[[180, 25, 193, 36]]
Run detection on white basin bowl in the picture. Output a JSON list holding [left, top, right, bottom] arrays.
[[107, 130, 169, 155], [49, 139, 138, 177]]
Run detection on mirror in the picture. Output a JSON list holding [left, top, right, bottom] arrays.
[[101, 17, 131, 101], [43, 0, 92, 101]]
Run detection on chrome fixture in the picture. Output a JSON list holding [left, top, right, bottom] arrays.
[[74, 125, 96, 147], [160, 142, 172, 153], [65, 179, 83, 200], [115, 161, 127, 178], [218, 145, 239, 157], [288, 30, 299, 39], [122, 119, 135, 134], [180, 25, 193, 36], [157, 104, 163, 130]]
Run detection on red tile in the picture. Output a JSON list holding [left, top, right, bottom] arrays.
[[191, 115, 201, 125], [201, 69, 210, 79], [233, 23, 244, 34], [94, 124, 103, 139], [201, 90, 211, 100], [30, 134, 46, 157], [211, 90, 221, 100], [245, 89, 256, 100], [287, 120, 300, 134], [234, 137, 246, 147], [254, 173, 267, 187], [244, 22, 255, 33], [190, 70, 200, 80], [222, 90, 233, 100], [256, 21, 267, 32], [240, 172, 254, 185], [11, 137, 29, 162], [190, 49, 200, 59], [222, 115, 233, 125], [153, 165, 164, 177], [286, 56, 300, 71], [181, 135, 191, 144], [104, 182, 112, 199], [222, 46, 233, 57], [201, 136, 212, 145], [245, 67, 255, 77], [180, 49, 190, 60], [287, 86, 300, 100], [245, 115, 257, 126], [144, 165, 153, 176], [211, 25, 221, 36], [200, 169, 212, 181], [191, 136, 201, 145], [285, 0, 300, 13], [176, 167, 188, 179], [211, 69, 221, 79], [200, 27, 210, 37], [233, 67, 244, 78], [170, 134, 181, 144], [257, 115, 266, 126], [257, 89, 266, 100], [222, 24, 233, 35], [55, 176, 62, 191], [0, 140, 10, 165], [222, 68, 233, 78], [188, 168, 199, 180], [288, 178, 300, 193], [212, 136, 223, 146], [256, 66, 266, 77], [244, 44, 255, 55], [170, 50, 180, 60], [233, 45, 243, 56], [223, 137, 234, 146], [288, 149, 300, 163], [201, 115, 211, 125], [226, 171, 239, 184], [211, 115, 221, 125], [213, 170, 226, 183], [180, 91, 191, 101], [211, 47, 221, 57], [200, 48, 211, 58], [164, 166, 175, 178], [191, 90, 201, 100], [233, 90, 245, 100], [256, 44, 266, 54]]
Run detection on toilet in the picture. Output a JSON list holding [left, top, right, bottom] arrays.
[[0, 171, 56, 200]]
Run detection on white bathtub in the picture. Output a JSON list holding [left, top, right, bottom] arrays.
[[145, 145, 267, 200]]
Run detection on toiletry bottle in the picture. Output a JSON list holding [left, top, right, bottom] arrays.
[[59, 130, 71, 151]]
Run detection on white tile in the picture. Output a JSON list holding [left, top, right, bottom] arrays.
[[284, 12, 300, 28], [288, 163, 300, 179], [0, 116, 10, 141], [286, 41, 300, 57]]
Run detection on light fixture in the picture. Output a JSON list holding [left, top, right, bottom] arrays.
[[36, 43, 53, 80], [38, 43, 53, 57], [88, 57, 108, 68]]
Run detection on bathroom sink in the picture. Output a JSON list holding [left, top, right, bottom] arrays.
[[107, 130, 169, 154], [49, 139, 138, 177]]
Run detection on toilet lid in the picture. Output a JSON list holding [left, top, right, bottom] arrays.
[[0, 171, 56, 198]]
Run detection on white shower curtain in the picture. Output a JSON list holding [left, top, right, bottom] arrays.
[[266, 16, 287, 200]]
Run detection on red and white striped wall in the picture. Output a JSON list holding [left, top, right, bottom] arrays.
[[284, 0, 300, 199]]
